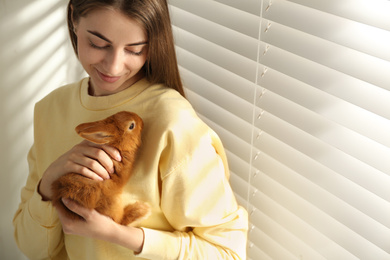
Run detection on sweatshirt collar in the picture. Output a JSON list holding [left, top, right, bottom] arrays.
[[79, 77, 150, 111]]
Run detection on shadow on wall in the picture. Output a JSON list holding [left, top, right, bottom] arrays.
[[0, 1, 84, 259]]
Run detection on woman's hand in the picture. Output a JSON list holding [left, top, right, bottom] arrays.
[[38, 140, 121, 200], [59, 198, 145, 253], [58, 198, 116, 239]]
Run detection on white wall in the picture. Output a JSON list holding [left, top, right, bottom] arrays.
[[0, 1, 84, 259]]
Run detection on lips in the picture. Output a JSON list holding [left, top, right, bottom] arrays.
[[97, 70, 121, 83]]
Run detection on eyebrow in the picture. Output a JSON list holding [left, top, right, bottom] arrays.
[[87, 30, 148, 46]]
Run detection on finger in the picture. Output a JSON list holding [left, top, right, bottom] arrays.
[[69, 150, 111, 180], [82, 142, 119, 174], [72, 163, 105, 181], [85, 141, 121, 162], [74, 146, 114, 179], [100, 144, 121, 162], [62, 198, 91, 220]]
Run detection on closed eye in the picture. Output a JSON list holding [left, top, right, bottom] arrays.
[[126, 49, 143, 56], [89, 40, 143, 56], [89, 40, 109, 50]]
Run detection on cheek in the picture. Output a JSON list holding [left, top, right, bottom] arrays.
[[79, 51, 99, 67], [127, 55, 147, 72], [77, 40, 102, 67]]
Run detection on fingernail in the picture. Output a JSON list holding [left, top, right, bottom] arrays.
[[62, 198, 70, 204], [116, 154, 122, 161]]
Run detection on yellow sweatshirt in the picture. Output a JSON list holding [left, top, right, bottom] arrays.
[[13, 78, 248, 260]]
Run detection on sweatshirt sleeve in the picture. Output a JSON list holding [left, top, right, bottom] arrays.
[[137, 128, 248, 259], [13, 145, 66, 260]]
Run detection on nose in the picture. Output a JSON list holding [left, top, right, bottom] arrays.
[[103, 49, 124, 76]]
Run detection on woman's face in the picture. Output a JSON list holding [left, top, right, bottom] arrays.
[[74, 8, 148, 96]]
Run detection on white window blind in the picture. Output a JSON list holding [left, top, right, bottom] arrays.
[[168, 0, 390, 259]]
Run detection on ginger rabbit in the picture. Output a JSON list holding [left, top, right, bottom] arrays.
[[52, 111, 150, 226]]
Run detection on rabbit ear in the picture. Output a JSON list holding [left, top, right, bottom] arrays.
[[76, 122, 116, 144], [78, 130, 114, 144]]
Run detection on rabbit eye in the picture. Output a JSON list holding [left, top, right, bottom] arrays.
[[129, 123, 135, 130]]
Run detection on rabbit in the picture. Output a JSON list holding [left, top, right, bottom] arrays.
[[51, 111, 150, 226]]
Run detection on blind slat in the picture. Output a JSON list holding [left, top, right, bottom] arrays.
[[260, 41, 390, 92], [260, 21, 390, 85], [259, 65, 390, 125], [181, 67, 254, 124], [213, 0, 261, 16], [252, 188, 369, 260], [185, 88, 253, 145], [252, 156, 390, 246], [254, 152, 390, 230], [169, 0, 260, 38], [287, 0, 390, 31], [249, 225, 298, 260], [229, 169, 249, 207], [250, 206, 329, 260], [264, 0, 390, 61], [253, 129, 390, 203], [257, 90, 390, 170], [170, 5, 259, 60], [252, 172, 389, 259], [186, 88, 254, 163], [176, 47, 257, 102], [174, 27, 257, 81]]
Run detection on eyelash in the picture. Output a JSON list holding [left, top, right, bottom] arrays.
[[88, 41, 143, 56]]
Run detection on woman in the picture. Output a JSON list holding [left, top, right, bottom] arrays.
[[13, 0, 248, 259]]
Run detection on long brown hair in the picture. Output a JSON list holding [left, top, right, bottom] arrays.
[[67, 0, 185, 97]]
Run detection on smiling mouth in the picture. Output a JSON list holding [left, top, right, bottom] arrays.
[[97, 70, 121, 83]]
